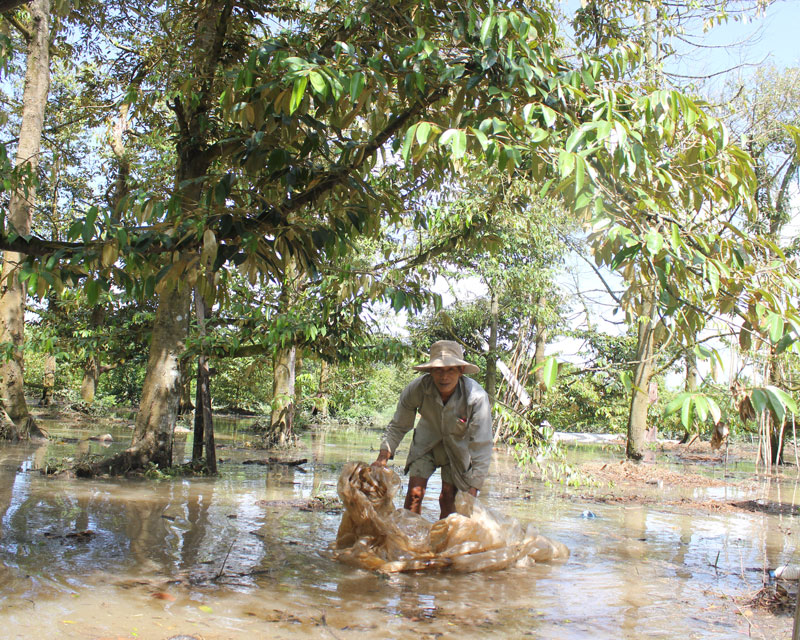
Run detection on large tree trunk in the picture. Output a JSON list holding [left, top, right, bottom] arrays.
[[270, 346, 296, 446], [626, 302, 656, 461], [78, 286, 191, 476], [0, 0, 50, 440], [268, 256, 299, 446], [80, 356, 99, 404]]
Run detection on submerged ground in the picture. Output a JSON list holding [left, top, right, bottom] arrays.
[[0, 409, 797, 639]]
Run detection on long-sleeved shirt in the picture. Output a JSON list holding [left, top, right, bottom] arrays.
[[379, 374, 493, 491]]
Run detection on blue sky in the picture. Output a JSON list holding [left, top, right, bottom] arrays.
[[665, 0, 799, 92], [690, 1, 800, 69]]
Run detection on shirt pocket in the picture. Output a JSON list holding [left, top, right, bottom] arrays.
[[446, 413, 469, 438]]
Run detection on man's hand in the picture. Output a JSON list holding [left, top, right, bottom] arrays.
[[468, 487, 478, 497], [372, 449, 390, 468]]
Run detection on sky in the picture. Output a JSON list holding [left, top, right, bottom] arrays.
[[677, 0, 800, 75]]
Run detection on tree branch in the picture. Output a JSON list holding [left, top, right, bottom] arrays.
[[5, 11, 30, 39], [256, 84, 450, 223]]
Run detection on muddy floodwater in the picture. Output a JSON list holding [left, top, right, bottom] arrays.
[[0, 417, 797, 639]]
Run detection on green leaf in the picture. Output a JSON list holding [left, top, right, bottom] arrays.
[[558, 151, 575, 177], [289, 76, 308, 114], [416, 122, 431, 145], [85, 278, 99, 306], [693, 395, 709, 422], [750, 388, 768, 415], [574, 156, 585, 194], [765, 385, 797, 416], [452, 130, 467, 159], [610, 244, 640, 270], [620, 371, 631, 394], [402, 126, 415, 162], [480, 14, 495, 45], [308, 70, 327, 95], [541, 105, 557, 127], [542, 357, 558, 391], [767, 312, 784, 343], [707, 263, 720, 295], [439, 128, 457, 146], [530, 128, 548, 143], [680, 396, 692, 429], [645, 230, 663, 255], [665, 393, 687, 416], [350, 72, 365, 103], [565, 128, 583, 153], [472, 127, 489, 150], [775, 334, 795, 355]]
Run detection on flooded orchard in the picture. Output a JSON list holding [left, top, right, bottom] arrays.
[[0, 416, 797, 639]]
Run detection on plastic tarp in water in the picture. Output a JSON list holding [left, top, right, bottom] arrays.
[[330, 462, 569, 573]]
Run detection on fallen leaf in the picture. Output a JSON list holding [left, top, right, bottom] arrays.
[[198, 605, 213, 613], [152, 592, 176, 601]]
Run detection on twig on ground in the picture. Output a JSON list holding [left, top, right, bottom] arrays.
[[215, 537, 237, 580]]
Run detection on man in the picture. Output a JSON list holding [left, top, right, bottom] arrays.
[[372, 340, 493, 520]]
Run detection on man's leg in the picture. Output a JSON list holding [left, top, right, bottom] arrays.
[[404, 476, 428, 513], [439, 481, 457, 520]]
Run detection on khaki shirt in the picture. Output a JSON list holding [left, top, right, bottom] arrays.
[[380, 374, 493, 491]]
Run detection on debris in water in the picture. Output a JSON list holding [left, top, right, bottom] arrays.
[[43, 529, 96, 541], [330, 462, 569, 573], [772, 565, 800, 580]]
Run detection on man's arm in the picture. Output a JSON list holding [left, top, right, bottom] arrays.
[[373, 378, 422, 465]]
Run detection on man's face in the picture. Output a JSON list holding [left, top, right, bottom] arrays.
[[430, 366, 464, 398]]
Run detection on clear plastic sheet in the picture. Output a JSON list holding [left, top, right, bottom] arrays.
[[331, 462, 569, 573]]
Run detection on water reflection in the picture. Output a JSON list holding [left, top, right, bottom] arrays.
[[0, 422, 795, 639]]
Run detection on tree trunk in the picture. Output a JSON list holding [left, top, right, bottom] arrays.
[[270, 346, 296, 446], [485, 288, 498, 407], [178, 358, 194, 414], [685, 352, 698, 393], [40, 353, 55, 406], [192, 286, 215, 472], [78, 286, 191, 476], [80, 356, 99, 404], [79, 305, 106, 404], [0, 0, 50, 440], [295, 351, 304, 404], [626, 302, 656, 460], [532, 294, 547, 403], [678, 350, 699, 443]]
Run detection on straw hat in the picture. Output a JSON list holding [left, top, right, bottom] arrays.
[[412, 340, 479, 375]]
